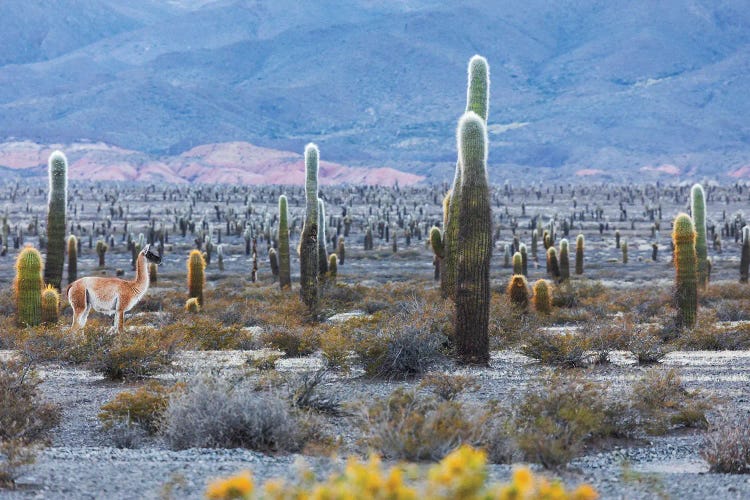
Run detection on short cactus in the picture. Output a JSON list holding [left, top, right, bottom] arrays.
[[575, 234, 584, 275], [43, 151, 68, 290], [67, 235, 78, 284], [622, 240, 628, 264], [512, 251, 523, 275], [559, 239, 570, 281], [532, 279, 552, 314], [673, 213, 698, 329], [337, 236, 345, 266], [519, 243, 528, 276], [547, 247, 560, 281], [14, 246, 43, 326], [278, 195, 291, 289], [96, 239, 108, 267], [185, 297, 201, 314], [328, 254, 338, 284], [41, 284, 60, 324], [187, 249, 206, 307], [507, 274, 529, 310]]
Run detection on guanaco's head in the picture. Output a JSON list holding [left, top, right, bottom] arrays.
[[143, 244, 163, 265]]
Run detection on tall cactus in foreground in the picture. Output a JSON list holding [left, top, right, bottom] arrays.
[[691, 184, 708, 288], [673, 213, 698, 329], [43, 151, 67, 290], [67, 234, 78, 284], [15, 246, 43, 326], [187, 249, 206, 307], [41, 284, 60, 324], [455, 112, 492, 364], [741, 226, 750, 283], [299, 144, 319, 316], [278, 195, 291, 290], [559, 239, 570, 281], [575, 234, 584, 275], [317, 198, 329, 275]]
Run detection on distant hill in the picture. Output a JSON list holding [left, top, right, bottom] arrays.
[[0, 140, 423, 185], [1, 0, 750, 182]]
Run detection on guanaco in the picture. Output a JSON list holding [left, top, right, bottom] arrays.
[[67, 244, 162, 333]]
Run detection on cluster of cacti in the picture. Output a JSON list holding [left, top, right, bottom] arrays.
[[299, 144, 320, 315], [691, 184, 708, 288], [187, 249, 206, 307], [278, 195, 291, 289], [15, 246, 44, 326], [67, 234, 78, 284], [532, 279, 551, 314], [96, 239, 108, 267], [41, 284, 60, 324], [575, 234, 584, 275], [43, 151, 68, 290], [673, 213, 698, 329]]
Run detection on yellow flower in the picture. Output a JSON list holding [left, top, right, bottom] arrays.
[[205, 470, 253, 500], [511, 467, 533, 494], [572, 484, 599, 500]]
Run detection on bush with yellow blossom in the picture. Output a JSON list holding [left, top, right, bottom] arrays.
[[205, 445, 597, 500]]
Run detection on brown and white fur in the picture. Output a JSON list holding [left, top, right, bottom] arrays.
[[67, 244, 162, 333]]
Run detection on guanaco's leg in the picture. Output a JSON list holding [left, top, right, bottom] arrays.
[[68, 282, 87, 332]]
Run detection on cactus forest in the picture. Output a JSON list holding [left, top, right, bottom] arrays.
[[2, 12, 750, 500]]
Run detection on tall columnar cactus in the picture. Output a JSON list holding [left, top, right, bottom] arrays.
[[44, 151, 67, 290], [328, 254, 338, 284], [559, 239, 570, 281], [740, 226, 750, 283], [96, 239, 108, 267], [14, 246, 43, 326], [278, 195, 291, 290], [533, 279, 552, 314], [519, 243, 528, 276], [336, 236, 345, 266], [299, 143, 320, 315], [673, 213, 698, 329], [430, 226, 446, 291], [531, 229, 538, 260], [67, 235, 78, 284], [507, 274, 529, 310], [547, 247, 561, 281], [691, 184, 708, 288], [317, 198, 329, 275], [621, 240, 628, 264], [41, 284, 60, 324], [466, 54, 490, 121], [454, 112, 492, 364], [512, 251, 523, 275], [187, 249, 206, 307], [575, 234, 584, 275]]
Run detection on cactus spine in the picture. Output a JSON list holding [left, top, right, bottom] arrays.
[[532, 279, 552, 314], [43, 151, 67, 290], [673, 213, 698, 329], [454, 112, 492, 364], [67, 235, 78, 284], [278, 195, 291, 290], [575, 234, 584, 275], [299, 144, 319, 316], [41, 284, 60, 324], [187, 249, 206, 307], [741, 226, 750, 283], [559, 238, 570, 281], [508, 274, 529, 310], [15, 246, 43, 326], [691, 184, 708, 288]]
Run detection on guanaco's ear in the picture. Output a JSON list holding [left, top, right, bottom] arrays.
[[143, 243, 150, 254]]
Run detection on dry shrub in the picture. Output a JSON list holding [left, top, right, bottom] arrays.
[[161, 316, 250, 350], [99, 381, 184, 435], [286, 369, 342, 416], [489, 293, 546, 346], [359, 387, 508, 462], [677, 310, 750, 350], [630, 368, 710, 435], [627, 327, 669, 364], [259, 326, 319, 357], [700, 413, 750, 473], [0, 359, 60, 487], [520, 329, 593, 368], [419, 372, 479, 401], [161, 376, 311, 452], [87, 328, 178, 380]]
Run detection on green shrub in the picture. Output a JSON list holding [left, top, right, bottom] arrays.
[[98, 381, 184, 435], [87, 329, 178, 380]]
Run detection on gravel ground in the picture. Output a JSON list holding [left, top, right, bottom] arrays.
[[2, 346, 749, 499]]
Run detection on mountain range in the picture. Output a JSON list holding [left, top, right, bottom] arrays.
[[1, 0, 750, 183]]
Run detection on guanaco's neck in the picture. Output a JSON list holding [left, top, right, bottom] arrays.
[[132, 253, 150, 291]]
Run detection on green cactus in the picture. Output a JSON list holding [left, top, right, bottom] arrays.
[[14, 246, 43, 326], [328, 254, 338, 284], [317, 198, 328, 275], [531, 229, 538, 260], [740, 226, 749, 283], [533, 279, 552, 314], [336, 236, 345, 266], [519, 243, 528, 276], [269, 248, 280, 281], [507, 274, 529, 310], [41, 284, 60, 324], [364, 227, 373, 251], [278, 195, 291, 290], [622, 240, 628, 264], [691, 184, 708, 288], [575, 234, 584, 275], [430, 226, 445, 286], [43, 151, 67, 290], [615, 229, 620, 249], [673, 213, 698, 329], [547, 247, 560, 281], [465, 54, 490, 121], [185, 297, 201, 314], [67, 235, 78, 284], [559, 238, 570, 281], [187, 249, 206, 307], [149, 262, 158, 284], [299, 143, 319, 316], [454, 112, 492, 364], [96, 239, 108, 267], [217, 244, 224, 272], [512, 251, 523, 275]]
